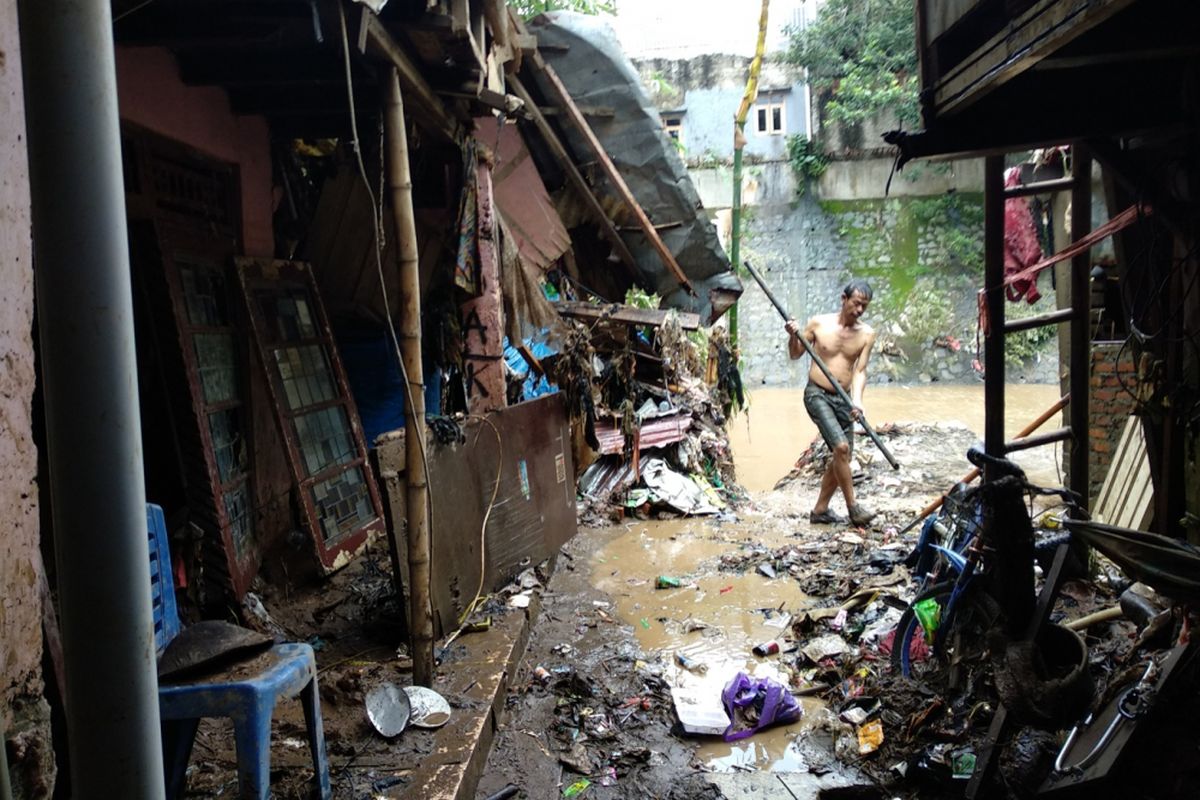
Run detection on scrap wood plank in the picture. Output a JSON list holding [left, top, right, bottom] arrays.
[[554, 300, 700, 330], [507, 74, 641, 281], [1093, 415, 1153, 530]]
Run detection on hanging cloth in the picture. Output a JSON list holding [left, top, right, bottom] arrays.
[[453, 140, 481, 295]]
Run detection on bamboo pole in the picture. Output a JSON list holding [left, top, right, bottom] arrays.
[[384, 68, 434, 687], [729, 0, 770, 346]]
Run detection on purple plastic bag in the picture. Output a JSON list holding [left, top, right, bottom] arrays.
[[721, 671, 803, 742]]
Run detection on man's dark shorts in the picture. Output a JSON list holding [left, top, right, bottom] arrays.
[[804, 382, 854, 453]]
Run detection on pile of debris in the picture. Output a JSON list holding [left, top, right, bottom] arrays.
[[553, 301, 744, 525]]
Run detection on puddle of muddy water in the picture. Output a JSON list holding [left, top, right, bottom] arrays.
[[585, 383, 1065, 773], [730, 383, 1063, 492], [591, 516, 837, 772]]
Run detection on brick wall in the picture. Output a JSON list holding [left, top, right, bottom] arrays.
[[1088, 342, 1138, 501]]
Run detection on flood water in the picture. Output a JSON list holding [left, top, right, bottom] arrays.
[[587, 383, 1064, 772], [730, 383, 1064, 492], [591, 516, 827, 771]]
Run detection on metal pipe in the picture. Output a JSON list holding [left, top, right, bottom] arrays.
[[1002, 307, 1075, 333], [983, 155, 1006, 461], [1002, 176, 1075, 198], [1070, 144, 1092, 512], [16, 0, 164, 796], [1002, 426, 1073, 453], [383, 68, 434, 687]]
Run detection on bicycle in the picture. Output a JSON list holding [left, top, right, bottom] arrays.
[[890, 447, 1083, 691]]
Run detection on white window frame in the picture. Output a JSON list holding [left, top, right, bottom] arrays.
[[754, 97, 787, 136], [661, 114, 685, 144]]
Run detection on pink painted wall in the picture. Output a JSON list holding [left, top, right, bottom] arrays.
[[115, 47, 275, 257]]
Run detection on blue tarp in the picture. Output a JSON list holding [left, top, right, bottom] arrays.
[[503, 336, 558, 402], [337, 331, 441, 445]]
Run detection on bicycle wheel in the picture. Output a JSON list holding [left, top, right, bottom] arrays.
[[892, 581, 1001, 684]]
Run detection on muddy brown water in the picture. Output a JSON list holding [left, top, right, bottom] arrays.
[[730, 383, 1063, 492], [589, 383, 1063, 773]]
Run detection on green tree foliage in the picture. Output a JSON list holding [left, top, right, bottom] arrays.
[[786, 134, 828, 196], [785, 0, 918, 126], [510, 0, 615, 19]]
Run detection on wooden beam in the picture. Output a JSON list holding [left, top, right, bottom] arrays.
[[931, 0, 1137, 119], [507, 74, 641, 281], [356, 6, 460, 143], [531, 59, 695, 295], [983, 155, 1006, 459], [555, 300, 701, 330]]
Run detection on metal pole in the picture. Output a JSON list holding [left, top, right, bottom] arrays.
[[983, 155, 1006, 461], [383, 68, 434, 687], [1070, 144, 1092, 520], [16, 0, 164, 796]]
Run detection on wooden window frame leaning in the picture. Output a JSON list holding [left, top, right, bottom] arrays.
[[155, 225, 263, 600], [236, 258, 385, 573]]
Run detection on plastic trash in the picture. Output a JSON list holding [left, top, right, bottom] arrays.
[[365, 682, 412, 737], [675, 652, 708, 673], [857, 719, 884, 754], [752, 640, 780, 656], [656, 576, 682, 589], [721, 671, 803, 742], [562, 778, 591, 797], [913, 596, 942, 641]]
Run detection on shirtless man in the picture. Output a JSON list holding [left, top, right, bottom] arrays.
[[784, 280, 877, 527]]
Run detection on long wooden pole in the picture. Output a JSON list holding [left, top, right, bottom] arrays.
[[384, 68, 434, 687], [742, 259, 900, 469], [533, 59, 695, 295], [896, 394, 1070, 534], [729, 0, 770, 348]]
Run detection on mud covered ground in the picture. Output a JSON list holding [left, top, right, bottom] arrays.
[[474, 422, 1100, 800], [175, 414, 1198, 800]]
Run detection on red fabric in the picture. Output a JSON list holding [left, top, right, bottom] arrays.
[[1003, 167, 1045, 304]]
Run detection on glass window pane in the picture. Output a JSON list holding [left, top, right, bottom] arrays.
[[772, 106, 783, 132], [257, 287, 318, 343], [223, 482, 255, 561], [179, 262, 229, 327], [207, 408, 247, 482], [193, 333, 238, 405], [273, 345, 336, 410], [293, 406, 356, 477], [310, 467, 373, 546]]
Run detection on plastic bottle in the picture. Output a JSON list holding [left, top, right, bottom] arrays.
[[752, 640, 780, 656]]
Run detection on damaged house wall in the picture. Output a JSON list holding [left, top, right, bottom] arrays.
[[1, 0, 54, 792], [115, 47, 274, 258]]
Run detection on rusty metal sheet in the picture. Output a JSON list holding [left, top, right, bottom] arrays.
[[594, 411, 691, 456], [473, 118, 571, 272], [379, 394, 577, 636]]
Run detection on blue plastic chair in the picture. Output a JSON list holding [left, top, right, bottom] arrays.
[[148, 504, 332, 799]]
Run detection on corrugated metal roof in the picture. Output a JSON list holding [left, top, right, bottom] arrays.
[[594, 411, 692, 455], [474, 119, 571, 272]]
